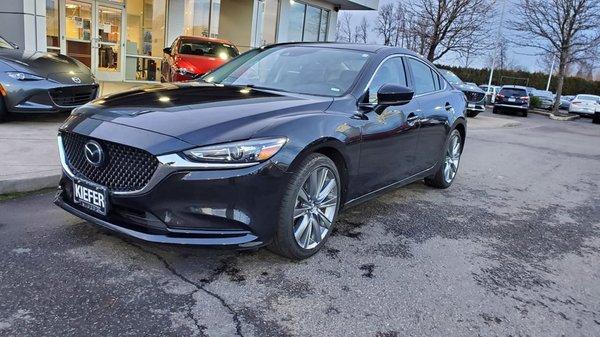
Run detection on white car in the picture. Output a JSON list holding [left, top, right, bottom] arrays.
[[569, 94, 600, 116], [479, 85, 501, 104]]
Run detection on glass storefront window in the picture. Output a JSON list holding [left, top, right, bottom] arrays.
[[210, 0, 220, 38], [97, 6, 122, 72], [303, 5, 320, 42], [46, 0, 60, 50], [285, 1, 305, 42], [255, 0, 279, 46], [126, 0, 167, 81], [65, 1, 92, 67], [184, 0, 211, 37], [282, 2, 329, 42], [318, 9, 329, 41]]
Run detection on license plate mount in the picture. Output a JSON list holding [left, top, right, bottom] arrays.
[[73, 177, 109, 216]]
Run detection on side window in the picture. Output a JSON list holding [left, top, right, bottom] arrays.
[[368, 57, 407, 103], [407, 58, 437, 94]]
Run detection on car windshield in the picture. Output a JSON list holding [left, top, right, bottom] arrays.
[[440, 70, 463, 85], [535, 90, 553, 98], [203, 46, 371, 97], [0, 35, 14, 49], [576, 94, 600, 102], [179, 40, 238, 59]]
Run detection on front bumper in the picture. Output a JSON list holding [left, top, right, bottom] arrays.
[[495, 103, 529, 110], [467, 102, 486, 113], [2, 78, 98, 113], [55, 135, 290, 248], [569, 107, 595, 115]]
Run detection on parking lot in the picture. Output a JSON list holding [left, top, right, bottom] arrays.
[[1, 111, 599, 336]]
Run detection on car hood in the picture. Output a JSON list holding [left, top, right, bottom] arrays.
[[175, 54, 227, 75], [453, 83, 485, 93], [0, 49, 92, 82], [73, 82, 334, 146]]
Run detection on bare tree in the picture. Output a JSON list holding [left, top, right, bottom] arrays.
[[354, 17, 369, 44], [512, 0, 600, 114], [486, 36, 516, 70], [336, 12, 353, 42], [374, 3, 397, 46], [406, 0, 495, 61]]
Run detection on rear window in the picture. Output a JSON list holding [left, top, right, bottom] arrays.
[[576, 95, 600, 101], [500, 88, 527, 96], [179, 40, 239, 58]]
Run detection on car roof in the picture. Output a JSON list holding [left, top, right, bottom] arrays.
[[178, 35, 234, 45], [501, 85, 528, 90], [263, 42, 421, 56]]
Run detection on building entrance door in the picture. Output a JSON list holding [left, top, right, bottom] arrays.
[[62, 0, 125, 81]]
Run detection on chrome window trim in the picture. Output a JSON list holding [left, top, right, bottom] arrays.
[[363, 54, 448, 100]]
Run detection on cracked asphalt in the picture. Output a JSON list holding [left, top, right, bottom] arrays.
[[1, 111, 599, 336]]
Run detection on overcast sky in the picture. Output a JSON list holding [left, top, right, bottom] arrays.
[[340, 0, 546, 72]]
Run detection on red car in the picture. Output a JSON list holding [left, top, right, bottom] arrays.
[[161, 36, 239, 82]]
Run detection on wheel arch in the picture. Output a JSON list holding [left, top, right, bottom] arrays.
[[287, 138, 350, 205]]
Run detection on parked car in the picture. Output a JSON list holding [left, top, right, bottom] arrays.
[[439, 69, 486, 117], [0, 35, 98, 122], [479, 84, 501, 104], [558, 96, 572, 110], [161, 36, 239, 82], [568, 94, 600, 116], [531, 89, 554, 110], [55, 43, 467, 259], [493, 85, 530, 117]]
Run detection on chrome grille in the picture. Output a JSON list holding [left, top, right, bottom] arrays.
[[61, 132, 158, 192], [465, 91, 486, 103]]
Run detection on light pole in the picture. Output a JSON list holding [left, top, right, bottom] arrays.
[[486, 0, 507, 94], [546, 55, 556, 91]]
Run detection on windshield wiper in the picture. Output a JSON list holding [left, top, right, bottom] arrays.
[[233, 84, 290, 93]]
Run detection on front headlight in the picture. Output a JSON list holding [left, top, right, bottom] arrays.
[[6, 71, 45, 81], [184, 137, 287, 164]]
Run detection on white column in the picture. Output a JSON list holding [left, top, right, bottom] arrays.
[[0, 0, 46, 51]]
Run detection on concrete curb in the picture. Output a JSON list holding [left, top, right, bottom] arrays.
[[530, 109, 580, 121], [0, 173, 61, 195]]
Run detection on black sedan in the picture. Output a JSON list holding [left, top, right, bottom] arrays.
[[0, 35, 98, 122], [54, 43, 467, 259]]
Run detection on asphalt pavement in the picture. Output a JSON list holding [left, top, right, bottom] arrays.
[[1, 112, 599, 336]]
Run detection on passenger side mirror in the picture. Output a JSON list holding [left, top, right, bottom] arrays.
[[10, 42, 19, 49], [377, 84, 414, 106], [163, 47, 171, 55]]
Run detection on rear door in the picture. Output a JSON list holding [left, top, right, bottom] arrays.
[[405, 57, 452, 173]]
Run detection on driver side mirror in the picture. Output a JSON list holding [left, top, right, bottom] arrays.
[[163, 47, 171, 55], [10, 42, 19, 49], [377, 84, 414, 106]]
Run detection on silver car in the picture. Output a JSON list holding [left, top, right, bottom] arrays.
[[569, 94, 600, 116], [0, 35, 98, 122]]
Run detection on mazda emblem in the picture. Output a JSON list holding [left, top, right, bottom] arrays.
[[84, 140, 105, 167], [71, 76, 82, 84]]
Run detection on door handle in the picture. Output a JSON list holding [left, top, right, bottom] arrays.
[[445, 103, 454, 113], [406, 113, 419, 126]]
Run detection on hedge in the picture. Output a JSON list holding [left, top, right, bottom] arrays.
[[436, 64, 600, 96]]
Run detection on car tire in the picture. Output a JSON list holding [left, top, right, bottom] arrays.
[[522, 110, 528, 117], [268, 153, 341, 260], [466, 111, 479, 118], [425, 129, 462, 189], [492, 107, 499, 114], [0, 97, 9, 123]]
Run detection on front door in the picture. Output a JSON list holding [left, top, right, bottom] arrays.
[[356, 57, 420, 196], [62, 0, 125, 82], [92, 3, 124, 81]]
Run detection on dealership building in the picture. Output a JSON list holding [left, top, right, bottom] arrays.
[[0, 0, 377, 83]]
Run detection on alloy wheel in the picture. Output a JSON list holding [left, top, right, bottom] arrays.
[[293, 167, 339, 250], [443, 133, 461, 184]]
